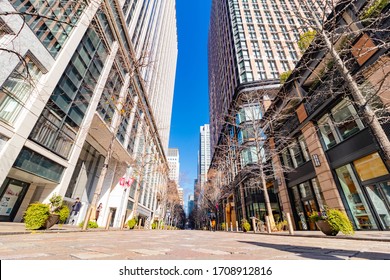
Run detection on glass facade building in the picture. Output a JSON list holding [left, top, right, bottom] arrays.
[[0, 0, 178, 227]]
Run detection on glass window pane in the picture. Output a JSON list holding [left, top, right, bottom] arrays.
[[318, 115, 338, 149], [331, 101, 364, 139], [354, 153, 389, 181], [336, 164, 377, 229], [311, 178, 326, 211], [365, 183, 390, 229]]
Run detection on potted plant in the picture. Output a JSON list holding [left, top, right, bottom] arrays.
[[127, 217, 138, 229], [241, 219, 251, 232], [24, 194, 70, 230], [309, 208, 355, 236]]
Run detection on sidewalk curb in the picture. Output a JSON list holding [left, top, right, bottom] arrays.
[[223, 230, 390, 242]]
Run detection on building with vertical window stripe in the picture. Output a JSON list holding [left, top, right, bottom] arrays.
[[0, 0, 178, 229], [207, 0, 327, 228]]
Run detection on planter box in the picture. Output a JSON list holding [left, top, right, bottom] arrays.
[[315, 220, 339, 236], [42, 214, 60, 229]]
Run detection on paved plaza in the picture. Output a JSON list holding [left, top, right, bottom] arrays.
[[0, 224, 389, 260]]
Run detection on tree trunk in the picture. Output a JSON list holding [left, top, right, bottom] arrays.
[[306, 2, 390, 161]]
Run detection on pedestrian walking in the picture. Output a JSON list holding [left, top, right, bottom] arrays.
[[211, 218, 216, 232], [69, 197, 82, 225], [96, 203, 103, 221]]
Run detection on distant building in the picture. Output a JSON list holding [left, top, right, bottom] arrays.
[[168, 148, 180, 185], [198, 125, 211, 191], [188, 194, 195, 216]]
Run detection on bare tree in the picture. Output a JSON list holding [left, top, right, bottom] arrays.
[[282, 0, 390, 158]]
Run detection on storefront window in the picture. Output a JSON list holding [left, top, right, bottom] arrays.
[[336, 164, 377, 229], [291, 178, 324, 230], [354, 153, 389, 182], [365, 182, 390, 229], [292, 186, 308, 230], [312, 178, 326, 211]]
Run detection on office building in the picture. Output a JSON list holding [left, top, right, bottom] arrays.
[[208, 0, 326, 227], [167, 148, 180, 185], [0, 0, 178, 229]]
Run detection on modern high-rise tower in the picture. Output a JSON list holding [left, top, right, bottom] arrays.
[[126, 0, 178, 152], [208, 0, 325, 152], [198, 124, 211, 190], [0, 0, 178, 228], [208, 0, 326, 226]]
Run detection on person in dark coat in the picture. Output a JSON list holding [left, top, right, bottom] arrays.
[[69, 197, 81, 225]]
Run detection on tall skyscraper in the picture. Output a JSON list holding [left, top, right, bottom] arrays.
[[208, 0, 325, 225], [125, 0, 178, 152], [198, 124, 211, 190], [208, 0, 324, 152], [0, 0, 177, 228]]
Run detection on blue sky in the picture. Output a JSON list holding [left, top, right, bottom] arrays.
[[168, 0, 212, 205]]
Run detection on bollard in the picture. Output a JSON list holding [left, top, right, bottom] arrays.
[[286, 212, 295, 235], [265, 216, 271, 233], [120, 215, 126, 230], [230, 222, 233, 232], [226, 222, 228, 231], [251, 217, 257, 233], [105, 210, 113, 230], [236, 221, 239, 232]]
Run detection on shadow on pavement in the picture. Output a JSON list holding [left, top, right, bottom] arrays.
[[239, 241, 390, 260]]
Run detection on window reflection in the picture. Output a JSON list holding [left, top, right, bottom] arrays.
[[318, 99, 364, 150], [336, 164, 377, 229]]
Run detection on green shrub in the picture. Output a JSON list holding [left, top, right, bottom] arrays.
[[280, 70, 292, 84], [361, 0, 389, 20], [127, 217, 138, 229], [298, 30, 317, 53], [79, 220, 99, 228], [275, 220, 288, 231], [24, 203, 50, 230], [221, 223, 226, 230], [241, 219, 251, 232], [326, 208, 355, 235], [56, 205, 70, 224]]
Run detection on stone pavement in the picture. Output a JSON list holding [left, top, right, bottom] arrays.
[[1, 222, 390, 242], [1, 226, 390, 260]]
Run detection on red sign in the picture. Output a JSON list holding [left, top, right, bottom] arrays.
[[120, 177, 134, 188], [126, 178, 134, 187]]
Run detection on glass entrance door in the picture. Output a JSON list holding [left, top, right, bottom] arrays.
[[365, 182, 390, 230], [0, 178, 30, 222]]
